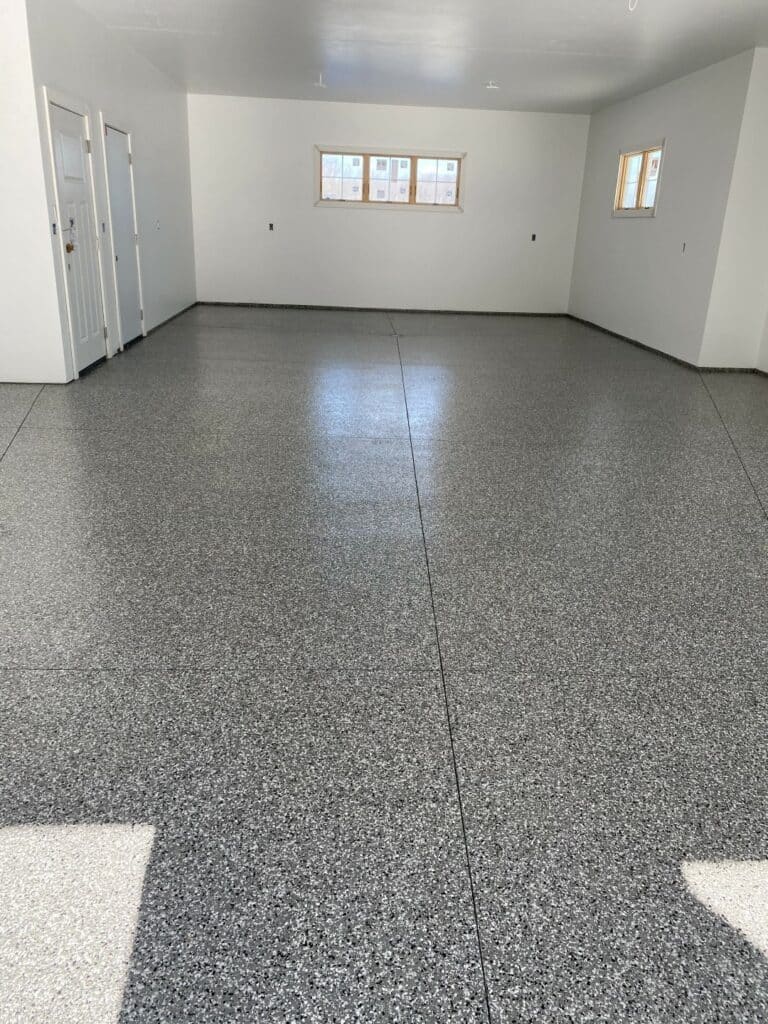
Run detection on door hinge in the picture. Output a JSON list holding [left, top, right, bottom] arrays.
[[85, 139, 92, 154], [103, 325, 108, 339], [140, 309, 144, 320], [128, 153, 133, 165]]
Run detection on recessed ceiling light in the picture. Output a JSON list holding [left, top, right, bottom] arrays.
[[484, 80, 500, 90]]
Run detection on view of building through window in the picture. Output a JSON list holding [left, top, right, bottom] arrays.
[[320, 152, 364, 201], [320, 151, 462, 207], [369, 156, 411, 202]]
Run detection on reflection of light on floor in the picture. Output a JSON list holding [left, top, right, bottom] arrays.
[[403, 366, 448, 437], [0, 823, 155, 1022], [311, 363, 445, 435], [683, 859, 768, 958], [311, 365, 372, 437]]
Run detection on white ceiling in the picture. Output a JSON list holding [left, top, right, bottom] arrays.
[[75, 0, 768, 113]]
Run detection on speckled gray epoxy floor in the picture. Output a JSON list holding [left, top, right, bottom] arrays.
[[1, 306, 767, 1021]]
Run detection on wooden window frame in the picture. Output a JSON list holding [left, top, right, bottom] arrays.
[[613, 142, 664, 218], [315, 146, 465, 212]]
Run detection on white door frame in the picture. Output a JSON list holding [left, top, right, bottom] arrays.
[[98, 112, 146, 349], [41, 86, 109, 376]]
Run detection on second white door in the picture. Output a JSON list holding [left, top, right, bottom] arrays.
[[105, 126, 143, 345]]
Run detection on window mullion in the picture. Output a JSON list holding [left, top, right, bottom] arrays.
[[637, 150, 649, 209], [362, 154, 370, 203], [617, 154, 628, 210], [409, 156, 417, 205]]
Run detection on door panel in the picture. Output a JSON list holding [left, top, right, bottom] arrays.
[[105, 126, 143, 345], [50, 103, 106, 372]]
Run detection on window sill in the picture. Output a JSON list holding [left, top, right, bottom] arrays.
[[315, 199, 464, 214], [612, 207, 657, 219]]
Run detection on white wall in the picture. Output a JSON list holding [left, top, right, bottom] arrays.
[[701, 49, 768, 368], [188, 95, 589, 313], [758, 313, 768, 374], [569, 51, 754, 366], [25, 0, 196, 378], [0, 0, 68, 383]]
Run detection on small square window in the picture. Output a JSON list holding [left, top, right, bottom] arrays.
[[615, 145, 664, 216]]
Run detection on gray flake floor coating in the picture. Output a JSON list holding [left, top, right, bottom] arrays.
[[1, 306, 767, 1021]]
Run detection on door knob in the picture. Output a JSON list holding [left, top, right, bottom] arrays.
[[65, 242, 75, 253]]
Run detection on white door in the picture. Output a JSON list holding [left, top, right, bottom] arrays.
[[50, 103, 106, 372], [105, 126, 143, 345]]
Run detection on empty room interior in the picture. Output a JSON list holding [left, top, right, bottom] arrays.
[[2, 0, 768, 1019]]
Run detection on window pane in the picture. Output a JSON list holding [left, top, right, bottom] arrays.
[[643, 177, 658, 209], [416, 158, 459, 204], [436, 182, 457, 205], [641, 149, 662, 208], [369, 181, 411, 203], [342, 178, 363, 201], [394, 157, 411, 180], [370, 156, 406, 179], [416, 158, 438, 182], [321, 176, 343, 200], [342, 154, 363, 178], [621, 179, 639, 209], [369, 156, 411, 203], [370, 156, 389, 180], [370, 180, 391, 202], [620, 152, 643, 208], [437, 159, 458, 183], [322, 153, 363, 201], [416, 180, 437, 204], [321, 153, 343, 178], [626, 152, 643, 182]]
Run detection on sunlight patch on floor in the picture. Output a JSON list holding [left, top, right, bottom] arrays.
[[683, 859, 768, 959], [0, 823, 154, 1023]]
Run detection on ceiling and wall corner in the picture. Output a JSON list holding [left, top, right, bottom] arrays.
[[569, 50, 755, 367], [72, 0, 768, 115], [0, 0, 68, 383], [700, 47, 768, 368]]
